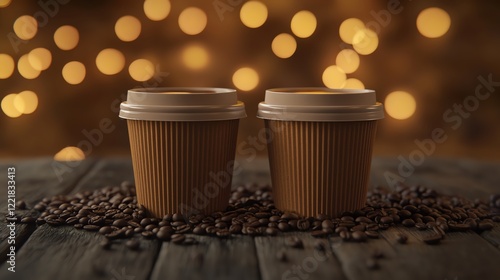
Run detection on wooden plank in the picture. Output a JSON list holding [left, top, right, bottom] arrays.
[[0, 158, 94, 264], [378, 226, 500, 280], [232, 157, 272, 187], [255, 232, 347, 280], [0, 158, 161, 280], [69, 157, 135, 194], [150, 235, 260, 280], [370, 157, 500, 199], [0, 224, 159, 280], [0, 157, 95, 211], [329, 234, 409, 280], [481, 224, 500, 249]]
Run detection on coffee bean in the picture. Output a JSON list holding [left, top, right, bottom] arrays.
[[113, 219, 128, 227], [402, 219, 415, 227], [24, 180, 498, 249], [335, 227, 348, 233], [157, 230, 171, 241], [126, 239, 140, 250], [128, 221, 141, 228], [396, 233, 408, 244], [285, 236, 303, 248], [297, 219, 310, 231], [351, 231, 367, 242], [448, 223, 471, 231], [339, 231, 351, 241], [265, 227, 278, 236], [145, 224, 156, 231], [100, 239, 112, 250], [371, 250, 384, 259], [278, 222, 290, 232], [16, 200, 27, 210], [380, 216, 393, 224], [139, 218, 151, 227], [183, 237, 197, 245], [216, 229, 231, 238], [478, 222, 493, 231], [365, 230, 379, 239], [366, 258, 379, 270], [423, 234, 442, 245], [341, 216, 354, 222], [229, 224, 242, 234], [415, 222, 427, 230], [311, 230, 328, 238], [141, 231, 155, 239], [20, 217, 35, 223], [83, 225, 100, 231], [276, 250, 287, 262], [99, 226, 113, 235], [351, 224, 366, 232], [355, 217, 373, 224], [171, 234, 185, 244]]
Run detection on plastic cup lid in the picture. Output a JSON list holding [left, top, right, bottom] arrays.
[[257, 88, 384, 122], [119, 87, 246, 121]]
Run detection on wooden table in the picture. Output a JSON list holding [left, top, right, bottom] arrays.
[[0, 157, 499, 280]]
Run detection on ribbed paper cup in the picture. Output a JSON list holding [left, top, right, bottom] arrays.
[[257, 88, 384, 217], [120, 88, 246, 218]]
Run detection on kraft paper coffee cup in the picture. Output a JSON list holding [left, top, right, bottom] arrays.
[[257, 88, 384, 217], [119, 87, 246, 218]]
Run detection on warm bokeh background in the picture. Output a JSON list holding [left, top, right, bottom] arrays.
[[1, 0, 499, 160]]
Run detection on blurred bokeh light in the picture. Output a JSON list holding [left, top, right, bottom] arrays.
[[322, 65, 347, 89], [96, 48, 125, 75], [0, 1, 499, 159], [272, 33, 297, 59], [54, 146, 85, 161], [182, 45, 209, 70], [0, 54, 15, 79], [385, 91, 417, 120], [129, 59, 155, 81], [290, 10, 317, 39], [13, 15, 37, 40], [143, 0, 171, 21], [115, 16, 142, 42], [178, 7, 207, 35], [62, 61, 86, 85], [54, 25, 79, 51], [233, 67, 259, 91], [17, 54, 41, 79], [417, 7, 451, 39], [240, 1, 267, 29]]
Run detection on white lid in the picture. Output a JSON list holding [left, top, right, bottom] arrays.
[[119, 87, 246, 121], [257, 88, 384, 122]]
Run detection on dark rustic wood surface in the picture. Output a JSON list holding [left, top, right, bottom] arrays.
[[0, 157, 499, 280]]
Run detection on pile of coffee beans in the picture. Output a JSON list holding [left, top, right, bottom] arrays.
[[11, 181, 500, 250]]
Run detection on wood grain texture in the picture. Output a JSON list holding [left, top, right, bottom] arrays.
[[379, 226, 500, 280], [0, 158, 160, 280], [255, 232, 347, 280], [0, 157, 498, 280], [150, 235, 259, 280], [0, 158, 94, 264], [0, 157, 95, 211], [0, 224, 159, 280], [370, 157, 500, 199]]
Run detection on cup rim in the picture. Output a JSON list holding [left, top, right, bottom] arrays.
[[120, 87, 246, 122], [257, 87, 384, 122]]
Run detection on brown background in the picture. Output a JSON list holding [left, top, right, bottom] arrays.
[[1, 0, 499, 160]]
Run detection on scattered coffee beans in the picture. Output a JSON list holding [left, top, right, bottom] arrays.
[[396, 233, 408, 244], [8, 181, 499, 250]]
